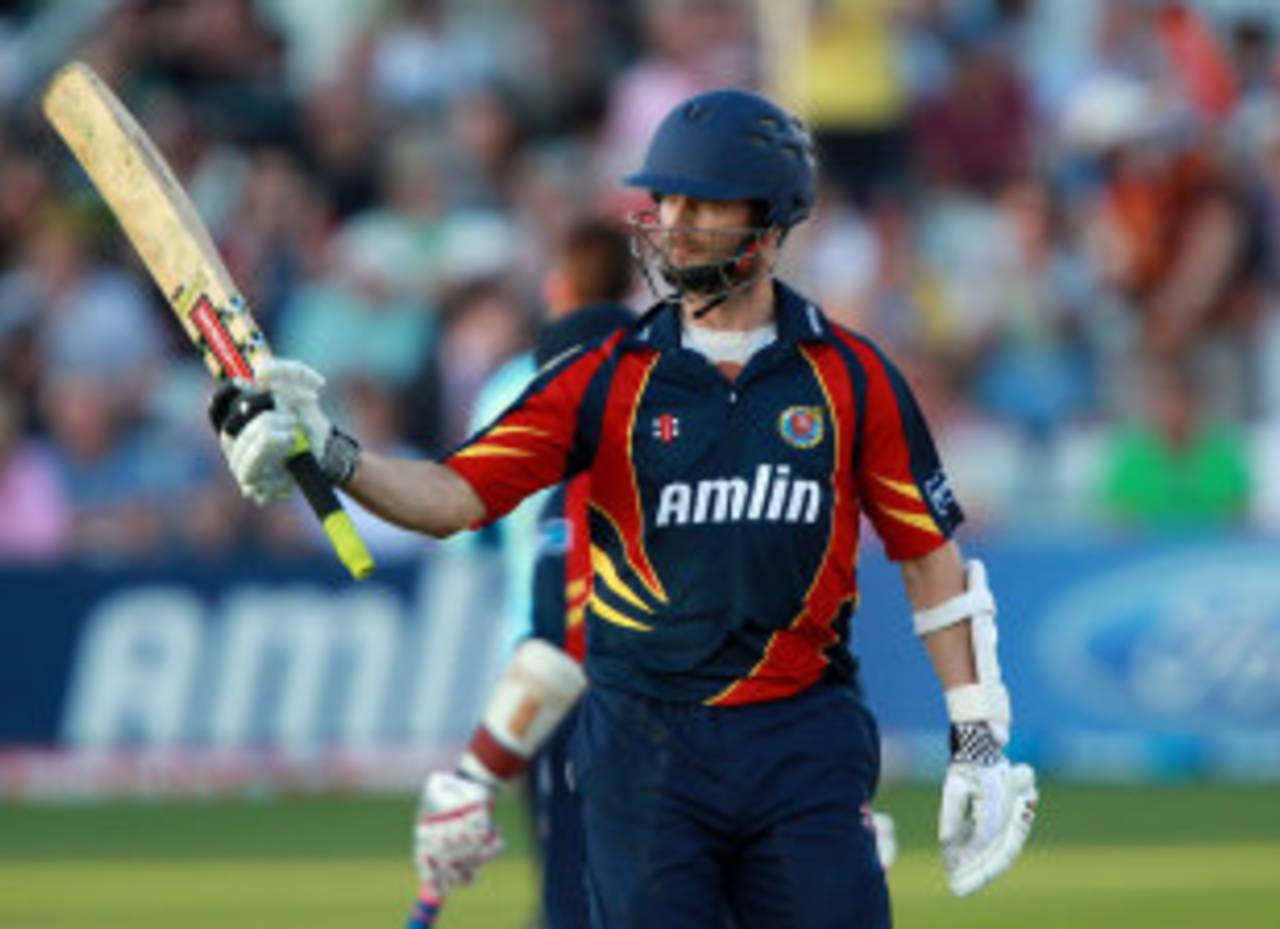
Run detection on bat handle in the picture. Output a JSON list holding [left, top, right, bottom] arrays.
[[404, 886, 443, 929], [283, 447, 375, 580]]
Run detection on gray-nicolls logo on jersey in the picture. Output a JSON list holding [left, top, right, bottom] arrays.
[[654, 464, 823, 527]]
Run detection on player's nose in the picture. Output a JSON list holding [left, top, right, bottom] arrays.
[[659, 194, 696, 227]]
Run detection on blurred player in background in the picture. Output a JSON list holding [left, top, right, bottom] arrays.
[[214, 88, 1036, 928], [409, 223, 635, 929], [462, 220, 638, 656]]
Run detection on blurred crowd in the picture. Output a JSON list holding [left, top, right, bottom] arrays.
[[2, 0, 1280, 566]]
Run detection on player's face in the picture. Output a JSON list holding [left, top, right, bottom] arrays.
[[656, 194, 755, 266]]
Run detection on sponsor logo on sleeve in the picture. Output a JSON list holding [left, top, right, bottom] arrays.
[[923, 470, 957, 517]]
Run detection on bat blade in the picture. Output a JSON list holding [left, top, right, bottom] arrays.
[[42, 61, 264, 381], [42, 61, 374, 581]]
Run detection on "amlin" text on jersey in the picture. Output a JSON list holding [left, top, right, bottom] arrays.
[[654, 464, 822, 527]]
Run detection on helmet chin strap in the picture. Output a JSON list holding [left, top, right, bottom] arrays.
[[659, 231, 769, 319]]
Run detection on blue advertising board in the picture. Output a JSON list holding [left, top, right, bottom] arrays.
[[855, 535, 1280, 781], [1, 535, 1277, 794]]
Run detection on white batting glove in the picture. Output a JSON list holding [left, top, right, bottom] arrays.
[[871, 811, 897, 870], [209, 381, 297, 505], [257, 358, 333, 454], [939, 723, 1037, 896], [259, 358, 362, 486], [413, 771, 504, 894], [225, 410, 295, 504]]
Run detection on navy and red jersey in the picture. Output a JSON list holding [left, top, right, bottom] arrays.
[[530, 475, 591, 662], [446, 281, 964, 705]]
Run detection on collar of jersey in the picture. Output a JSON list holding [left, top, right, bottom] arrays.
[[622, 279, 831, 353]]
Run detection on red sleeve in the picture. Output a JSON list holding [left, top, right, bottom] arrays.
[[844, 335, 964, 561], [444, 336, 618, 526]]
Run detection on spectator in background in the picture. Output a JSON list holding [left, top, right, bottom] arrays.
[[2, 206, 165, 410], [276, 213, 436, 388], [0, 382, 70, 561], [509, 142, 600, 283], [512, 0, 620, 140], [1100, 357, 1251, 529], [220, 147, 332, 337], [367, 0, 495, 116], [1228, 15, 1276, 107], [795, 0, 912, 204], [324, 131, 453, 307], [601, 0, 753, 177], [403, 279, 532, 454], [177, 473, 248, 559], [911, 29, 1033, 194], [145, 0, 293, 143], [40, 373, 164, 557], [785, 178, 881, 329], [852, 193, 929, 352], [1088, 129, 1258, 382], [299, 74, 383, 218], [974, 177, 1097, 439], [0, 150, 51, 268], [444, 82, 526, 210]]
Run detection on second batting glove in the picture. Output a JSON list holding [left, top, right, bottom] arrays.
[[938, 722, 1038, 896], [413, 771, 504, 894]]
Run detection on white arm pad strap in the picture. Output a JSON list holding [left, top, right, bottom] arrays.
[[913, 559, 1011, 742], [458, 639, 587, 785]]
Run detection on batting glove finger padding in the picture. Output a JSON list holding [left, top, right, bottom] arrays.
[[939, 759, 1038, 896], [258, 358, 333, 455], [224, 408, 298, 504]]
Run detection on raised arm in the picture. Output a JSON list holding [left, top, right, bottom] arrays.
[[212, 344, 615, 543], [343, 450, 483, 538]]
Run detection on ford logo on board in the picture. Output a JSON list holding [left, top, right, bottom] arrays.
[[1036, 549, 1280, 729]]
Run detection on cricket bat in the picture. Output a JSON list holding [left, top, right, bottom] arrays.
[[42, 61, 374, 580]]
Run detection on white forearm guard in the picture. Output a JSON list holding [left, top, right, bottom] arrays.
[[457, 639, 588, 787], [913, 559, 1011, 743]]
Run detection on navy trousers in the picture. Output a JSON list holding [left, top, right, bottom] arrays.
[[570, 683, 891, 929], [534, 706, 591, 929]]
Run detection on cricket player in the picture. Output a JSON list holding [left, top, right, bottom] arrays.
[[406, 228, 637, 928], [215, 88, 1037, 928], [409, 305, 634, 929]]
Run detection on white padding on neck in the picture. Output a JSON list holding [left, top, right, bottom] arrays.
[[682, 321, 776, 366]]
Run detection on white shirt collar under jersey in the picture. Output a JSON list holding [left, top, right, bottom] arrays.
[[681, 320, 778, 367]]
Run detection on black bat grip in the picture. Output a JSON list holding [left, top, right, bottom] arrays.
[[284, 447, 375, 580]]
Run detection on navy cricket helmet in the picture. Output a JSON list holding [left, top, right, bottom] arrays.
[[624, 88, 816, 229]]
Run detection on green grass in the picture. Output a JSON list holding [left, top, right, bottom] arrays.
[[0, 784, 1276, 928]]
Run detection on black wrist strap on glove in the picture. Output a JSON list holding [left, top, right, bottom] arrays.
[[950, 721, 1003, 766], [319, 428, 361, 486]]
